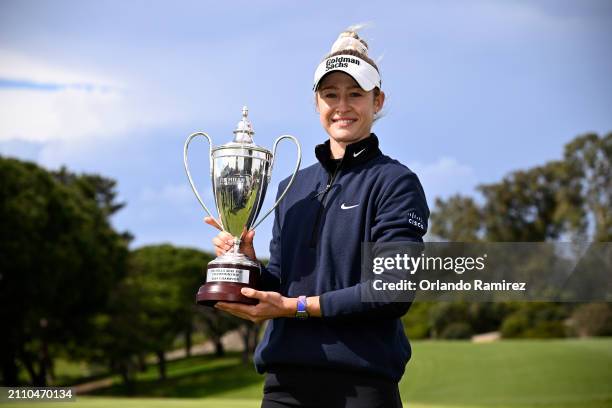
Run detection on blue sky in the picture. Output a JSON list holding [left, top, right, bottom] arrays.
[[1, 0, 611, 256]]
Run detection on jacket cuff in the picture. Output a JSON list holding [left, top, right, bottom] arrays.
[[320, 284, 412, 320], [320, 285, 363, 318]]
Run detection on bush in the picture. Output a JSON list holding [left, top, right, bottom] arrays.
[[500, 313, 530, 338], [570, 303, 612, 337], [441, 322, 473, 339], [402, 302, 433, 339], [523, 321, 567, 339], [501, 303, 570, 339], [428, 302, 471, 339]]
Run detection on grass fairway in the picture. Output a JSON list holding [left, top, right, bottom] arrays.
[[401, 338, 612, 407], [5, 339, 610, 408]]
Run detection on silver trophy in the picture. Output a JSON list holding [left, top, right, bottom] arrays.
[[183, 107, 301, 306]]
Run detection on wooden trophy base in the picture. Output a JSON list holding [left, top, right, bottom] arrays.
[[196, 262, 260, 307]]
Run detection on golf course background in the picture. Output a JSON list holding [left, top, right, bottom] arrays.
[[2, 2, 611, 406], [2, 133, 611, 407], [1, 33, 610, 408], [3, 338, 611, 408]]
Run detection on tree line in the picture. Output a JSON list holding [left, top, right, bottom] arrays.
[[403, 132, 611, 341], [0, 158, 258, 387], [1, 132, 610, 386]]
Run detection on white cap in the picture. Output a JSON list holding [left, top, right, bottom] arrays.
[[313, 55, 381, 92], [312, 30, 381, 92]]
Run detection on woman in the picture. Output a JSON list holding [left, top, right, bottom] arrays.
[[205, 27, 429, 408]]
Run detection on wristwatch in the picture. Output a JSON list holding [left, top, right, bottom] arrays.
[[295, 295, 309, 319]]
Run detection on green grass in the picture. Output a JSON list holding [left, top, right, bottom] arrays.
[[5, 339, 611, 408], [51, 359, 110, 386], [401, 338, 612, 407], [88, 353, 263, 399]]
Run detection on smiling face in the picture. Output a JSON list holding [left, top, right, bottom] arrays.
[[316, 71, 385, 158]]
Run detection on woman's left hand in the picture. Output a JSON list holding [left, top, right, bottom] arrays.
[[214, 287, 296, 324]]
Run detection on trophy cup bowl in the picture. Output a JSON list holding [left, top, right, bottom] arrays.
[[184, 107, 301, 306]]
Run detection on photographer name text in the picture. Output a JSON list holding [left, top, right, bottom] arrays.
[[373, 279, 527, 292]]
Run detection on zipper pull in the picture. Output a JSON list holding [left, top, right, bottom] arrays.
[[314, 184, 331, 198], [314, 160, 342, 198]]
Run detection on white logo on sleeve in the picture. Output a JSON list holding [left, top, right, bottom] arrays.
[[353, 148, 366, 157], [341, 203, 359, 210], [407, 211, 426, 231]]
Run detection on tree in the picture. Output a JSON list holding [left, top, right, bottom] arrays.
[[425, 133, 610, 340], [240, 322, 261, 364], [0, 157, 128, 386], [110, 245, 212, 381], [53, 168, 126, 217], [563, 133, 612, 242], [88, 243, 209, 387], [478, 160, 584, 242], [430, 194, 483, 242], [196, 307, 242, 357]]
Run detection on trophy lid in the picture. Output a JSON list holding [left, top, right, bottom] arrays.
[[232, 106, 255, 144], [212, 106, 271, 157]]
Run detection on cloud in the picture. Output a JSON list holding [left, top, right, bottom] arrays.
[[0, 78, 114, 92], [0, 50, 116, 86], [0, 50, 184, 147], [0, 87, 126, 143]]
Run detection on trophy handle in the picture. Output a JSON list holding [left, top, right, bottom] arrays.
[[250, 135, 301, 231], [183, 132, 217, 222]]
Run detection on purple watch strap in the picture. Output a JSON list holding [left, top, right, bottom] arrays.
[[297, 295, 307, 313]]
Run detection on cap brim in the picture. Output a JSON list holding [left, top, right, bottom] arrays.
[[313, 56, 381, 92], [314, 69, 377, 92]]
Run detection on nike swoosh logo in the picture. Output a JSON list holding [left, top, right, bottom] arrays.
[[353, 148, 366, 157], [341, 203, 359, 210]]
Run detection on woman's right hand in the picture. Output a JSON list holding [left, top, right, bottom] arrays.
[[204, 217, 257, 261]]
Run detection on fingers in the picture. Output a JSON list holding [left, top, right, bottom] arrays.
[[211, 231, 235, 256], [242, 229, 256, 244], [215, 302, 258, 322], [212, 238, 225, 256], [215, 291, 284, 323], [216, 301, 251, 314], [212, 235, 233, 250], [204, 220, 257, 260], [204, 216, 223, 231], [240, 287, 268, 301], [204, 219, 255, 243], [238, 230, 256, 261]]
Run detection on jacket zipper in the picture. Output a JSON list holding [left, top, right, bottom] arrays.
[[309, 161, 343, 248]]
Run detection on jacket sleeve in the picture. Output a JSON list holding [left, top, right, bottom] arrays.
[[319, 172, 429, 320], [258, 182, 285, 292]]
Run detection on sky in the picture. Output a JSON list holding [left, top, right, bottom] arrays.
[[1, 0, 611, 257]]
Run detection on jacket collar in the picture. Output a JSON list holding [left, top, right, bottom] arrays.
[[315, 133, 382, 173]]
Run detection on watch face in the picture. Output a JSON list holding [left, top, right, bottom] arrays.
[[295, 310, 309, 319]]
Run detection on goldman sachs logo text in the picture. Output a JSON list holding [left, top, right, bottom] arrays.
[[326, 56, 361, 71]]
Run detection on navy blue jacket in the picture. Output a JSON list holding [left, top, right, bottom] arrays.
[[253, 134, 429, 382]]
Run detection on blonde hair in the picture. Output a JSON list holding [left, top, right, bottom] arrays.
[[325, 29, 380, 74]]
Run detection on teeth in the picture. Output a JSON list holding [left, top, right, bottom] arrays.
[[334, 119, 355, 125]]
